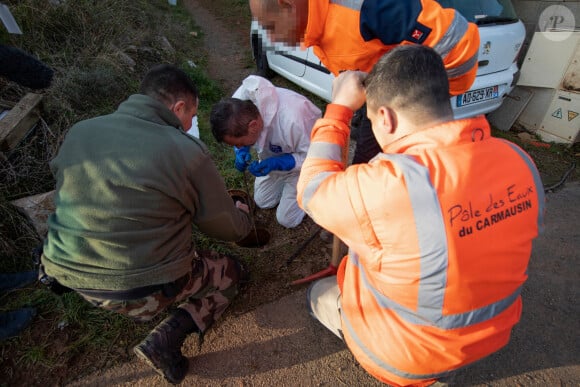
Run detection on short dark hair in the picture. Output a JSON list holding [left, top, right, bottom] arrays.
[[364, 45, 452, 119], [139, 64, 198, 106], [210, 98, 260, 142]]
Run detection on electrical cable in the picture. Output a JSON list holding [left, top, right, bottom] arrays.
[[544, 161, 577, 193]]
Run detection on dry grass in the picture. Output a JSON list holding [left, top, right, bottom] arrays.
[[0, 0, 203, 266]]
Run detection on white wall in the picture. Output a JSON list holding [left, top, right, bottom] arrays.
[[512, 1, 580, 62]]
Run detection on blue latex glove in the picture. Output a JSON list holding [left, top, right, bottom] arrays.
[[248, 154, 296, 177], [233, 146, 251, 172]]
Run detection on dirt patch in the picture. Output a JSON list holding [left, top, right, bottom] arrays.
[[182, 0, 254, 97]]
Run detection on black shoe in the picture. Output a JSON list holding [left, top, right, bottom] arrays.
[[0, 307, 36, 340], [134, 309, 196, 384], [234, 257, 251, 287]]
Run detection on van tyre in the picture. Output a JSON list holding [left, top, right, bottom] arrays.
[[251, 33, 274, 79]]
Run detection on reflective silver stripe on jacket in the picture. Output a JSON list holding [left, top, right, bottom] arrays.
[[433, 11, 468, 58], [306, 141, 343, 163], [331, 0, 363, 11], [342, 307, 456, 380], [499, 140, 546, 233], [446, 52, 478, 79], [301, 140, 344, 217], [433, 11, 478, 79]]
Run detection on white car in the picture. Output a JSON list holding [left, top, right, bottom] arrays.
[[251, 0, 525, 120]]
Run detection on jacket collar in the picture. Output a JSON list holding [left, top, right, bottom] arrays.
[[303, 0, 328, 48], [116, 94, 183, 130], [382, 115, 491, 154]]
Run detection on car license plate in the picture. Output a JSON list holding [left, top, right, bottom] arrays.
[[456, 86, 499, 107]]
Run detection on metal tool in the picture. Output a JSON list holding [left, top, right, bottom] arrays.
[[0, 4, 22, 34], [290, 234, 342, 285], [284, 225, 321, 267]]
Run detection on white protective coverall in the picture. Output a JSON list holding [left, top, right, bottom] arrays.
[[232, 75, 321, 228]]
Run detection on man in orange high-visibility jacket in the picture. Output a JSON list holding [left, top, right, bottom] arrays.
[[250, 0, 480, 163], [296, 45, 545, 387]]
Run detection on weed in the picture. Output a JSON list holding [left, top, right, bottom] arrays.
[[16, 343, 53, 368]]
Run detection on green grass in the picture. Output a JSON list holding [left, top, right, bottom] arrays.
[[16, 343, 53, 368]]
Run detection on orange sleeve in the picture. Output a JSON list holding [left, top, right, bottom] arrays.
[[336, 254, 348, 292]]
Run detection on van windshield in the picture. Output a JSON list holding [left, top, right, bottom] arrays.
[[437, 0, 519, 24]]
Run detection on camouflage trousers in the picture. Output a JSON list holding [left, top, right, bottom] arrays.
[[79, 250, 241, 332]]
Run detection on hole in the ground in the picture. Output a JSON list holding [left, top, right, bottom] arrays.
[[236, 227, 271, 248]]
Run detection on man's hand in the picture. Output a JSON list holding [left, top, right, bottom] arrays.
[[248, 154, 295, 177], [235, 201, 250, 213], [331, 71, 367, 111], [234, 146, 252, 172]]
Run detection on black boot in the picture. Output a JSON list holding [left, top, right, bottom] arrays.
[[232, 256, 251, 288], [134, 308, 197, 384]]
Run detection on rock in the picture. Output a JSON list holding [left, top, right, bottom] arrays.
[[156, 35, 175, 55], [10, 190, 54, 238], [517, 132, 534, 142]]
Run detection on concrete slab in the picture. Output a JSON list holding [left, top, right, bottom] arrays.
[[487, 86, 534, 131]]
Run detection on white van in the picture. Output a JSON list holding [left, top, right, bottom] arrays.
[[251, 0, 526, 120]]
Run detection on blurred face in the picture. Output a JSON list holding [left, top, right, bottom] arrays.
[[250, 0, 308, 46], [171, 97, 198, 131], [223, 115, 264, 147]]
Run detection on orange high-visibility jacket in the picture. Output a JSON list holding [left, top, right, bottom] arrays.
[[297, 105, 545, 386], [303, 0, 480, 95]]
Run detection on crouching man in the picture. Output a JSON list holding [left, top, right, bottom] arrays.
[[297, 46, 545, 386], [40, 64, 253, 384], [210, 75, 321, 228]]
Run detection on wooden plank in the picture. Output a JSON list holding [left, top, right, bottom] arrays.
[[10, 190, 55, 238], [0, 92, 43, 151]]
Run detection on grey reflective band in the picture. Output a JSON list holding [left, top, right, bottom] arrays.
[[331, 0, 363, 11], [433, 11, 479, 79], [301, 140, 344, 217], [342, 310, 457, 380], [306, 141, 343, 163], [499, 140, 546, 233], [302, 171, 336, 218], [446, 52, 478, 79], [390, 155, 449, 323], [349, 250, 523, 329], [433, 11, 469, 59]]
